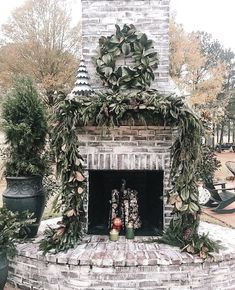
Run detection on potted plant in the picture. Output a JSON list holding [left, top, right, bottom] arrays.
[[2, 76, 48, 238], [0, 207, 32, 289]]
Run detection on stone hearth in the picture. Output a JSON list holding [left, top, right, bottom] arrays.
[[7, 218, 235, 290]]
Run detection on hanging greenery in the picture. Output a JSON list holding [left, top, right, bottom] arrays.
[[40, 93, 87, 253], [94, 24, 158, 91], [40, 24, 220, 257]]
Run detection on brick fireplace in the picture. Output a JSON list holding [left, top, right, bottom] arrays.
[[80, 0, 174, 234], [79, 126, 174, 233]]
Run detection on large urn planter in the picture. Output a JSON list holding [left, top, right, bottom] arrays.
[[0, 251, 8, 290], [3, 176, 46, 238]]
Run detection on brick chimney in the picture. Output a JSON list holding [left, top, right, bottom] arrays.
[[81, 0, 172, 93]]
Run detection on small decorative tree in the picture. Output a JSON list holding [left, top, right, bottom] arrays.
[[2, 76, 48, 237], [2, 77, 48, 177]]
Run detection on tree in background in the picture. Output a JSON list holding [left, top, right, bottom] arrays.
[[0, 0, 80, 107], [170, 19, 229, 109], [170, 19, 235, 145]]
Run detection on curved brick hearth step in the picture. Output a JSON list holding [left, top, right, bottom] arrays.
[[7, 218, 235, 290]]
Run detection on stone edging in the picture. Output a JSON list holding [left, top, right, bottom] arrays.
[[7, 220, 235, 290]]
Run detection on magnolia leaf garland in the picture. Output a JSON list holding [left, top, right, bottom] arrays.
[[40, 96, 87, 253], [75, 90, 220, 257], [94, 24, 159, 91], [76, 90, 203, 217]]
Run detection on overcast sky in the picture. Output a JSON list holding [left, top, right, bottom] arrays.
[[171, 0, 235, 53], [0, 0, 81, 27], [0, 0, 234, 53]]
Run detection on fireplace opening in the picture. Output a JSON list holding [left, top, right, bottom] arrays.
[[88, 170, 164, 235]]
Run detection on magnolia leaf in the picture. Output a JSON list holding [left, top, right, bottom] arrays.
[[134, 42, 143, 52], [75, 171, 85, 182], [75, 158, 81, 166], [109, 103, 116, 108], [149, 58, 158, 66], [145, 39, 153, 50], [104, 67, 113, 77], [140, 33, 148, 46], [141, 57, 149, 66], [66, 209, 76, 217], [201, 246, 209, 253], [168, 194, 177, 205], [116, 67, 123, 77], [102, 54, 112, 64], [189, 202, 200, 213], [143, 50, 156, 57], [199, 250, 207, 259], [113, 47, 121, 57], [147, 106, 155, 110], [122, 42, 131, 56], [54, 226, 65, 237], [175, 199, 183, 210], [68, 174, 74, 182], [77, 187, 84, 194], [180, 188, 189, 201], [110, 35, 120, 44], [115, 24, 121, 36], [128, 34, 137, 43], [96, 59, 104, 67], [139, 104, 146, 109], [179, 204, 189, 211], [170, 109, 178, 119], [186, 245, 195, 254], [190, 191, 198, 202]]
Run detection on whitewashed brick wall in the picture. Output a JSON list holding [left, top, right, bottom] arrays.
[[81, 0, 173, 93], [78, 126, 173, 230]]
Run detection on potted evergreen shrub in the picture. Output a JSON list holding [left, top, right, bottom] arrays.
[[0, 207, 32, 289], [2, 77, 48, 238]]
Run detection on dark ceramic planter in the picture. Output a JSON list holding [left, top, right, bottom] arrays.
[[3, 176, 46, 238], [0, 250, 8, 290]]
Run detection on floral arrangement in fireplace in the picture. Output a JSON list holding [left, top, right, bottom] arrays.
[[40, 24, 220, 257]]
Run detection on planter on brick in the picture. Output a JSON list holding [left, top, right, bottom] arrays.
[[3, 176, 45, 238]]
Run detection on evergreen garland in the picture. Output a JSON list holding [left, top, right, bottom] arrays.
[[40, 93, 86, 253]]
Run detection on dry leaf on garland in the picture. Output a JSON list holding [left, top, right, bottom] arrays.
[[175, 196, 183, 210], [77, 187, 84, 194], [75, 171, 85, 182], [61, 144, 66, 151], [168, 193, 178, 204], [185, 244, 195, 254], [199, 250, 208, 259], [66, 209, 77, 217], [54, 225, 66, 237]]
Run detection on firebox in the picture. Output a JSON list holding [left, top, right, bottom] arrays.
[[88, 170, 164, 235]]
